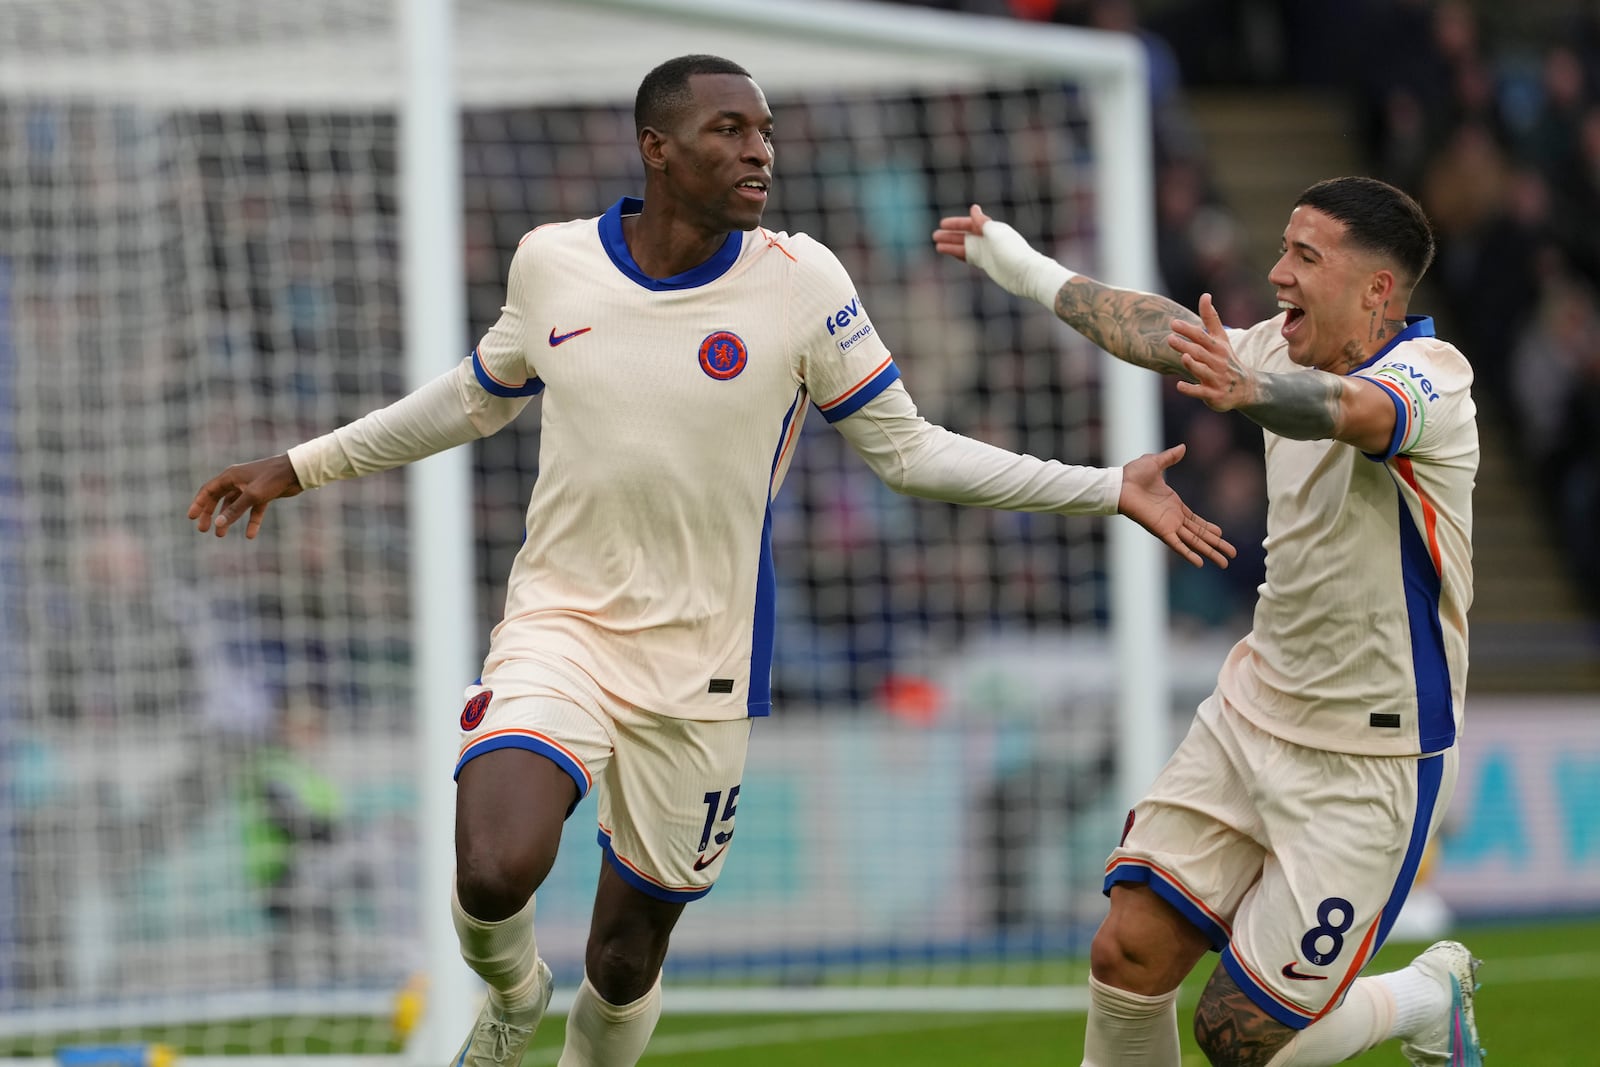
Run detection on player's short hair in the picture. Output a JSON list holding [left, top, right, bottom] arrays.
[[1294, 177, 1436, 290], [635, 54, 753, 135]]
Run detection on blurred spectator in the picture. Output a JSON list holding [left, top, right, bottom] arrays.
[[1352, 2, 1600, 608], [238, 700, 344, 987]]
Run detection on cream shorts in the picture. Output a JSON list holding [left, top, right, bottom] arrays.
[[1104, 691, 1457, 1028], [455, 655, 752, 903]]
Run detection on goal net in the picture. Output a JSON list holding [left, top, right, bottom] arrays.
[[0, 0, 1169, 1058]]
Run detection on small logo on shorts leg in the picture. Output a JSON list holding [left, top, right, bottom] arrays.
[[1280, 961, 1328, 981], [461, 691, 492, 731], [1120, 809, 1136, 846], [698, 330, 748, 380], [693, 832, 733, 872]]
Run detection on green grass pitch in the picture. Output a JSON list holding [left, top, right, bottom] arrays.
[[601, 916, 1599, 1066], [5, 917, 1594, 1065]]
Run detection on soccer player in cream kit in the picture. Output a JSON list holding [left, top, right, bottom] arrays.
[[190, 55, 1233, 1067], [937, 177, 1483, 1066]]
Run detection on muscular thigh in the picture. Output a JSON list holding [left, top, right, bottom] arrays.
[[1223, 743, 1457, 1029], [1104, 694, 1268, 951], [454, 658, 618, 901]]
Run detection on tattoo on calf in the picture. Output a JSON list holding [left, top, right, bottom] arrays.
[[1193, 968, 1296, 1067]]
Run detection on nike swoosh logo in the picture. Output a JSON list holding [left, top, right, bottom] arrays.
[[693, 839, 731, 871], [548, 326, 592, 346], [1280, 961, 1327, 981]]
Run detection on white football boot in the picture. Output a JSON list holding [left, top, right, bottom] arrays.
[[449, 958, 554, 1067], [1400, 940, 1485, 1067]]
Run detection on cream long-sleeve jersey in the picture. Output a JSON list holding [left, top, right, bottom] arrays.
[[1215, 314, 1477, 756], [290, 197, 1121, 718]]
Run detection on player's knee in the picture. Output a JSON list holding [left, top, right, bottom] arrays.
[[454, 850, 534, 922], [586, 938, 657, 1006], [1088, 921, 1158, 991], [1088, 920, 1188, 995], [1089, 933, 1146, 994], [1088, 923, 1126, 981]]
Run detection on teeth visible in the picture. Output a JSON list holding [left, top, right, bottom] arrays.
[[1278, 300, 1301, 311]]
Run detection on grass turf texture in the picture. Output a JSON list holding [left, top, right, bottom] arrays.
[[3, 917, 1594, 1064], [617, 917, 1600, 1066]]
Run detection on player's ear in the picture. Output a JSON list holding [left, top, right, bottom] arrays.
[[1366, 267, 1397, 308], [639, 127, 669, 175]]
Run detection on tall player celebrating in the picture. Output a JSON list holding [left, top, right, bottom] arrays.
[[935, 177, 1482, 1067], [189, 55, 1233, 1067]]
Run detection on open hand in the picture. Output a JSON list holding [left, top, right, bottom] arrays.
[[932, 203, 991, 260], [1118, 444, 1236, 568], [1171, 294, 1258, 413], [188, 454, 302, 539]]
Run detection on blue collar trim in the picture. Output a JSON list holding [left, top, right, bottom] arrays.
[[1355, 315, 1434, 371], [598, 197, 744, 290]]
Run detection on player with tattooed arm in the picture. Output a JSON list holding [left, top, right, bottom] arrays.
[[935, 177, 1482, 1067]]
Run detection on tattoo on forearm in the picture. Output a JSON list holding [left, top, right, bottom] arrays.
[[1053, 277, 1198, 378], [1193, 968, 1294, 1067], [1242, 368, 1343, 439]]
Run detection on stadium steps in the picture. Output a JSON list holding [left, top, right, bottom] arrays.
[[1187, 89, 1600, 694], [1462, 408, 1600, 692], [1184, 89, 1359, 272]]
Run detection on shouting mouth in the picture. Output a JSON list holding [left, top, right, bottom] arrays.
[[1279, 299, 1305, 339]]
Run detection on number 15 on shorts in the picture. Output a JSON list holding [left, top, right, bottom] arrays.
[[695, 785, 739, 871]]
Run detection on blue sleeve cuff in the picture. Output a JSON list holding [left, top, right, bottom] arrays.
[[818, 361, 901, 423], [1362, 378, 1408, 462], [471, 347, 543, 398]]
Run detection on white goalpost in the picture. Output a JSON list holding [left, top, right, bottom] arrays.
[[0, 0, 1169, 1062]]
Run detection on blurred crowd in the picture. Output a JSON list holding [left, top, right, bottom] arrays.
[[1350, 0, 1600, 609], [905, 0, 1600, 612]]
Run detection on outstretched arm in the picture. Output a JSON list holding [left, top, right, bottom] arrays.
[[933, 204, 1199, 377], [188, 358, 531, 539], [834, 383, 1234, 568], [189, 455, 303, 540]]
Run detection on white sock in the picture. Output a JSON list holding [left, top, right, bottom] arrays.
[[451, 883, 544, 1012], [1376, 963, 1449, 1039], [1081, 974, 1180, 1067], [1264, 978, 1394, 1065], [556, 974, 663, 1067]]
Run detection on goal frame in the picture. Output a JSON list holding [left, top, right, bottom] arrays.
[[0, 0, 1165, 1062]]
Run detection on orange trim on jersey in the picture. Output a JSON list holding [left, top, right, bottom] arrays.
[[473, 349, 532, 391], [1105, 858, 1234, 939], [1393, 457, 1442, 574], [1313, 916, 1382, 1021], [1230, 951, 1318, 1020], [1229, 913, 1382, 1023], [759, 229, 797, 262], [819, 356, 894, 411], [1369, 376, 1417, 445], [459, 728, 592, 789], [597, 821, 702, 892]]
